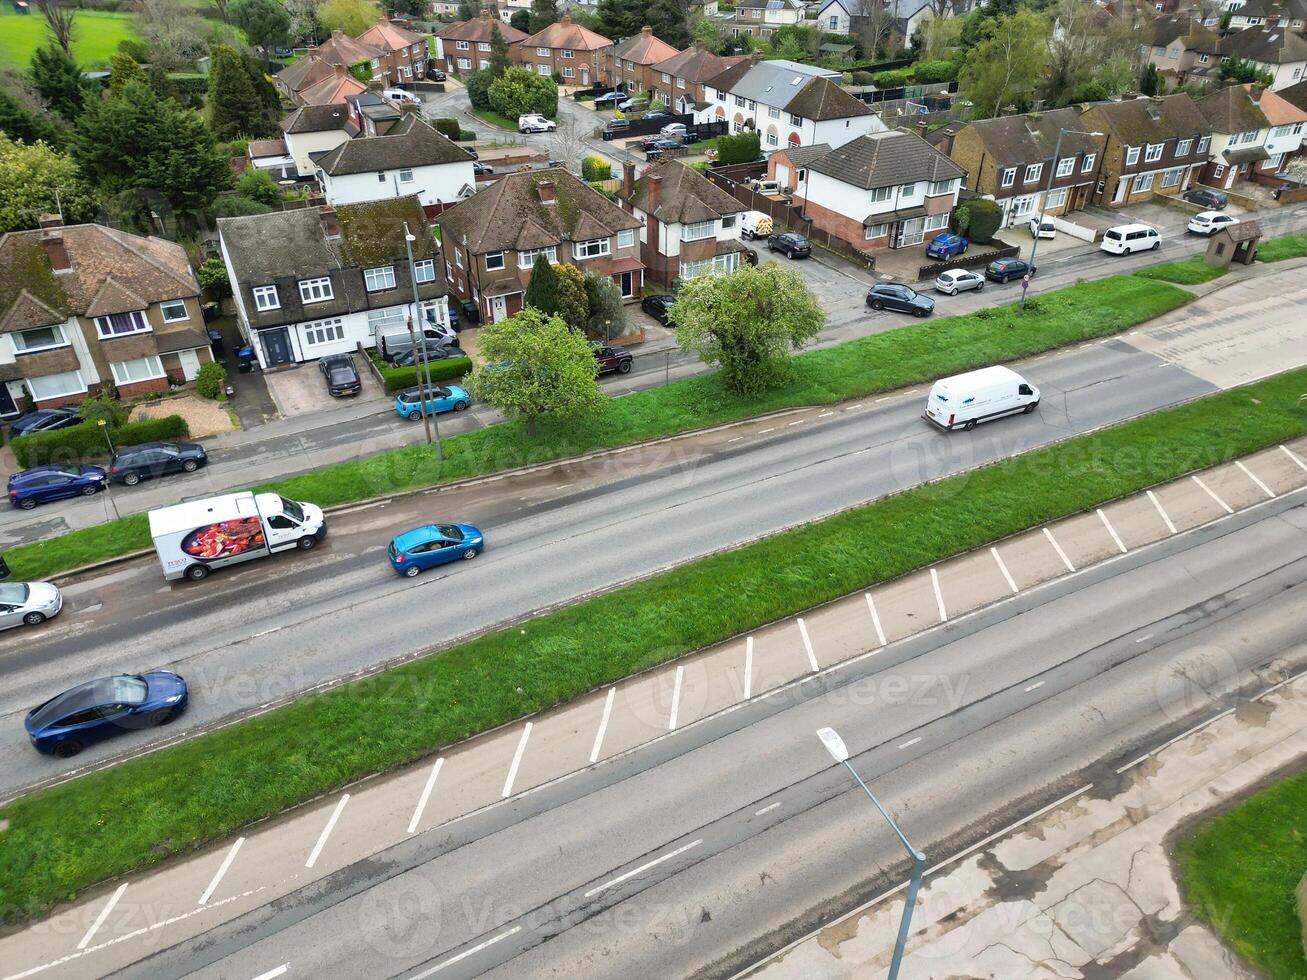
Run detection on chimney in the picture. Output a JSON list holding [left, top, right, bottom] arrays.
[[308, 193, 326, 207], [42, 227, 71, 273], [1250, 82, 1266, 102], [537, 179, 557, 204], [333, 61, 348, 76], [480, 8, 491, 19], [938, 125, 957, 156], [916, 119, 927, 138], [693, 41, 705, 51], [319, 205, 340, 238], [561, 13, 572, 23], [623, 160, 635, 198], [647, 173, 662, 213], [641, 25, 653, 37], [38, 213, 64, 229]]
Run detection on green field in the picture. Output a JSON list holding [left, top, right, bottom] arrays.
[[0, 8, 140, 71]]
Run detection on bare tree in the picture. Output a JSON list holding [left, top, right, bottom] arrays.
[[33, 0, 76, 57], [853, 0, 895, 60], [544, 115, 588, 173], [926, 0, 953, 19]]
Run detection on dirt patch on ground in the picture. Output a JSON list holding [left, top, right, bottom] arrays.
[[129, 393, 236, 439]]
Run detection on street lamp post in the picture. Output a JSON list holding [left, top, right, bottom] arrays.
[[1023, 127, 1104, 311], [404, 221, 442, 464], [96, 419, 120, 519], [817, 727, 926, 980]]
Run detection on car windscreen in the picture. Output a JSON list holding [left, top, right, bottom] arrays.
[[279, 496, 305, 522], [1105, 231, 1121, 240], [328, 367, 355, 383], [435, 524, 464, 542], [30, 674, 147, 730], [0, 583, 30, 604]]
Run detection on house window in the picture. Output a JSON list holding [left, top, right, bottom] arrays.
[[676, 77, 685, 89], [478, 42, 490, 51], [458, 58, 471, 70], [766, 131, 779, 146], [617, 229, 635, 248], [94, 310, 150, 338], [536, 46, 549, 56], [110, 355, 165, 386], [160, 299, 189, 323], [562, 48, 574, 58], [1055, 158, 1074, 178], [302, 317, 345, 346], [253, 285, 280, 311], [399, 168, 414, 183], [722, 215, 737, 228], [1082, 153, 1096, 172], [414, 259, 436, 283], [662, 73, 671, 83], [747, 100, 756, 111], [734, 95, 746, 108], [26, 370, 85, 401], [377, 173, 386, 183], [364, 266, 396, 292], [679, 252, 738, 279], [924, 212, 948, 231], [900, 182, 916, 196], [1132, 172, 1154, 193], [1197, 136, 1210, 153], [768, 105, 780, 119], [864, 222, 887, 240], [485, 251, 506, 271], [1161, 168, 1182, 188], [367, 307, 405, 336], [1212, 163, 1226, 179], [1045, 186, 1068, 208], [538, 65, 550, 76], [1198, 53, 1209, 64], [828, 15, 838, 28], [1176, 138, 1192, 156], [11, 324, 67, 352], [927, 179, 954, 196], [1144, 143, 1163, 163], [455, 249, 463, 268], [789, 113, 802, 125], [868, 185, 892, 203], [298, 277, 334, 303], [563, 66, 574, 78], [574, 238, 612, 259], [682, 219, 715, 241], [456, 40, 469, 50], [1001, 167, 1017, 187], [1125, 145, 1140, 165], [1024, 163, 1042, 182], [519, 246, 558, 267]]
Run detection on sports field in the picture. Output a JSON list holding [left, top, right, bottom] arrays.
[[0, 7, 140, 72]]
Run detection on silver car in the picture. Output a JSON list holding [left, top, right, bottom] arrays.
[[0, 582, 63, 630], [934, 269, 985, 295]]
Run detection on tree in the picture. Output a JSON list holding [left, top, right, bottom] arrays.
[[382, 0, 425, 15], [230, 0, 292, 54], [529, 0, 558, 34], [28, 44, 86, 122], [0, 134, 98, 233], [198, 257, 232, 299], [648, 0, 692, 49], [489, 24, 513, 75], [108, 52, 149, 99], [488, 66, 557, 118], [544, 115, 586, 171], [457, 0, 480, 19], [524, 253, 560, 312], [1140, 62, 1161, 97], [237, 166, 282, 205], [209, 44, 278, 138], [1220, 54, 1273, 85], [466, 68, 494, 107], [584, 270, 626, 341], [715, 129, 760, 165], [691, 16, 725, 54], [468, 307, 606, 435], [510, 9, 531, 32], [918, 14, 962, 62], [960, 7, 1048, 119], [594, 0, 642, 40], [852, 0, 895, 60], [1043, 0, 1140, 107], [212, 0, 232, 23], [33, 0, 77, 58], [134, 0, 218, 71], [285, 0, 326, 44], [671, 264, 822, 396], [320, 0, 380, 36], [952, 197, 1001, 243], [0, 86, 63, 146], [553, 263, 589, 331]]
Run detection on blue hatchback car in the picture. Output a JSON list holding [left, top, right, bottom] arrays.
[[25, 671, 188, 757], [925, 232, 969, 259], [8, 464, 108, 510], [394, 385, 471, 420], [388, 523, 484, 577]]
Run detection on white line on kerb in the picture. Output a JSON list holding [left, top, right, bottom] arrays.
[[929, 568, 947, 622], [1096, 508, 1128, 554], [1235, 460, 1275, 498], [755, 802, 781, 817], [898, 737, 921, 750], [990, 547, 1019, 594], [1024, 681, 1045, 693], [306, 794, 349, 869], [864, 593, 886, 647], [410, 926, 522, 979], [198, 837, 245, 906], [79, 882, 127, 949], [727, 436, 743, 443], [798, 618, 819, 672], [1281, 444, 1307, 473], [1147, 490, 1177, 534], [1042, 527, 1076, 573], [589, 688, 615, 763], [501, 722, 533, 798], [668, 666, 685, 730], [743, 637, 754, 701], [250, 966, 289, 980], [875, 396, 891, 403], [1191, 475, 1233, 514], [844, 404, 864, 411], [583, 839, 703, 898], [408, 758, 444, 835]]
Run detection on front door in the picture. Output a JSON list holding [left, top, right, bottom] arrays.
[[618, 271, 634, 298], [0, 383, 16, 419], [261, 327, 293, 367], [581, 69, 589, 85], [491, 296, 508, 322], [178, 349, 202, 382]]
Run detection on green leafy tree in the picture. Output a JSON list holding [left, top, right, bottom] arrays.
[[488, 66, 557, 118], [212, 194, 274, 217], [594, 0, 642, 40], [918, 14, 962, 62], [209, 44, 277, 138], [28, 44, 87, 122], [510, 8, 531, 31], [198, 256, 232, 298], [691, 16, 725, 54], [524, 253, 560, 312], [0, 134, 98, 233], [715, 129, 761, 165], [383, 0, 425, 15], [0, 86, 63, 146], [1219, 54, 1273, 85], [457, 0, 480, 19], [648, 0, 691, 49], [320, 0, 379, 36], [959, 7, 1048, 119], [229, 0, 292, 52], [466, 68, 494, 108], [553, 263, 589, 331], [584, 270, 625, 341], [670, 263, 822, 396], [468, 307, 606, 435], [237, 166, 282, 205], [108, 52, 150, 99], [529, 0, 558, 34], [489, 24, 513, 75], [953, 197, 1001, 243]]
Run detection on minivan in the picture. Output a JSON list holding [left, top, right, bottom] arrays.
[[1100, 224, 1160, 255], [740, 211, 773, 240], [923, 366, 1040, 432]]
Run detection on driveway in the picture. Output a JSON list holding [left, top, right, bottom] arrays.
[[263, 358, 388, 418]]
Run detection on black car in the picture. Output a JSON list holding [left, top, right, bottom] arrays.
[[643, 108, 676, 122], [473, 162, 494, 176], [320, 354, 361, 396], [742, 247, 759, 266], [426, 66, 447, 81], [593, 344, 633, 375], [391, 345, 467, 367], [639, 133, 678, 150], [109, 442, 207, 486], [464, 147, 479, 160], [9, 407, 82, 438], [767, 232, 811, 258], [645, 138, 683, 160], [641, 293, 676, 326], [1183, 187, 1228, 210], [865, 282, 934, 317], [985, 257, 1035, 284]]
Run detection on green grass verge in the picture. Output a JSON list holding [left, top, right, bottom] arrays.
[[471, 108, 522, 131], [1177, 767, 1307, 979], [0, 9, 140, 71], [1257, 233, 1307, 264], [4, 275, 1190, 582], [3, 362, 1306, 924], [1135, 255, 1228, 285]]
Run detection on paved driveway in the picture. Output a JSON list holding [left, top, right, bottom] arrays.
[[264, 357, 388, 418]]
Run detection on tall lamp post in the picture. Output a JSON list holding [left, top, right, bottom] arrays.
[[404, 221, 442, 465], [1023, 127, 1103, 311], [817, 727, 925, 980], [96, 419, 120, 519]]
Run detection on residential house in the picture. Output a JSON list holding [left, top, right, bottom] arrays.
[[0, 217, 214, 415], [818, 0, 969, 48], [296, 62, 370, 108], [246, 139, 297, 182], [428, 0, 460, 15], [514, 14, 612, 86], [1194, 84, 1272, 189], [1220, 24, 1307, 89], [935, 108, 1106, 228], [1140, 13, 1223, 86], [649, 42, 745, 115], [434, 169, 643, 323], [280, 103, 357, 179], [309, 30, 385, 74], [433, 11, 529, 74], [774, 129, 966, 251], [1079, 95, 1212, 206], [1252, 82, 1307, 173], [315, 114, 477, 209], [344, 91, 404, 136], [618, 160, 749, 285], [602, 26, 680, 95], [218, 195, 450, 369], [357, 17, 431, 86], [730, 0, 804, 39], [1227, 0, 1307, 32]]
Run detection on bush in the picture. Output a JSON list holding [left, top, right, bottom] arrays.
[[488, 66, 557, 119], [954, 198, 1003, 244], [459, 129, 477, 141], [911, 59, 958, 83], [872, 66, 914, 88], [375, 356, 473, 393], [716, 129, 762, 165], [432, 117, 462, 140], [196, 361, 227, 400], [851, 71, 874, 85], [12, 415, 190, 468], [465, 69, 494, 111], [77, 391, 128, 428], [581, 155, 612, 180], [237, 168, 282, 206]]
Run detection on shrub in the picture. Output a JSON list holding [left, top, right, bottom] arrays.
[[432, 117, 462, 140], [196, 361, 227, 400], [872, 66, 914, 88], [375, 356, 473, 393], [581, 155, 612, 180], [851, 71, 874, 85], [12, 415, 190, 468], [78, 391, 128, 428], [459, 129, 477, 141], [912, 59, 958, 83], [466, 70, 494, 111], [964, 198, 1003, 244], [716, 129, 762, 165]]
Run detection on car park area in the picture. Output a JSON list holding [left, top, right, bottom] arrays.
[[263, 358, 388, 417]]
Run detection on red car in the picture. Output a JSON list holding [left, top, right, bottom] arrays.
[[593, 344, 633, 375]]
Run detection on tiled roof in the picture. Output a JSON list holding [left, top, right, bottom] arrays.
[[610, 27, 680, 66], [625, 160, 747, 224], [311, 30, 382, 66], [277, 55, 335, 95], [1276, 78, 1307, 111], [280, 103, 353, 134], [357, 17, 426, 50], [776, 143, 833, 166], [317, 114, 472, 175], [1196, 85, 1270, 134], [435, 12, 529, 44], [248, 138, 289, 158], [521, 14, 611, 51], [1147, 12, 1220, 50], [783, 76, 872, 121], [1231, 0, 1307, 20], [299, 72, 368, 107], [1220, 23, 1307, 65], [1251, 84, 1307, 124], [1085, 94, 1210, 145], [964, 107, 1102, 166], [651, 44, 744, 83], [805, 129, 965, 190]]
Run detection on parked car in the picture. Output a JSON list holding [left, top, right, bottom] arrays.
[[1183, 187, 1228, 210], [1187, 211, 1237, 236], [593, 90, 624, 107], [602, 118, 631, 138], [426, 66, 447, 81], [473, 162, 494, 176], [379, 323, 457, 362], [24, 670, 187, 757], [393, 385, 471, 420], [660, 122, 688, 139], [8, 464, 107, 510], [985, 257, 1035, 283], [1099, 224, 1159, 255], [319, 353, 361, 397], [645, 138, 683, 159], [925, 232, 968, 259], [518, 113, 556, 134], [593, 343, 633, 375], [641, 293, 676, 325], [865, 282, 934, 317], [383, 88, 422, 106], [8, 407, 81, 438], [618, 97, 649, 112], [640, 133, 677, 150], [742, 246, 759, 266], [643, 108, 676, 122], [463, 147, 479, 160], [1028, 216, 1057, 239], [390, 344, 466, 368], [749, 178, 781, 195], [740, 211, 773, 240], [933, 269, 985, 295], [767, 232, 811, 258], [388, 522, 483, 577], [0, 581, 63, 631], [109, 442, 207, 487]]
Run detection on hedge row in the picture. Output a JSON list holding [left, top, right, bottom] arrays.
[[372, 355, 473, 393], [11, 415, 190, 469]]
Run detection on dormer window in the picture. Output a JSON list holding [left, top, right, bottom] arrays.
[[94, 310, 150, 338], [1144, 143, 1163, 163], [1125, 145, 1141, 165], [574, 238, 612, 259], [1055, 158, 1074, 177], [1023, 163, 1042, 182], [364, 266, 397, 292], [253, 285, 280, 311], [299, 277, 334, 304], [1001, 167, 1017, 187]]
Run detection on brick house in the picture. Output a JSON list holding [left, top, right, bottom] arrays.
[[619, 160, 748, 285], [357, 17, 431, 86], [649, 42, 745, 115], [601, 26, 680, 95], [432, 11, 529, 74], [1079, 95, 1211, 207], [0, 217, 214, 414], [288, 62, 370, 108], [514, 15, 612, 86], [434, 169, 643, 323], [1194, 85, 1272, 190]]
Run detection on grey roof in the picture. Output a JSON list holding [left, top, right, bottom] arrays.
[[1220, 23, 1307, 65], [723, 60, 841, 108], [1196, 85, 1270, 134], [736, 0, 802, 8], [1277, 78, 1307, 110], [806, 129, 965, 190], [778, 143, 833, 166], [625, 160, 747, 224], [316, 115, 472, 176], [783, 76, 872, 121], [281, 103, 353, 135], [965, 107, 1102, 166]]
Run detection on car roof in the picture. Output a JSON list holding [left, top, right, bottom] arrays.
[[29, 675, 139, 729], [393, 524, 441, 550], [1108, 223, 1155, 233]]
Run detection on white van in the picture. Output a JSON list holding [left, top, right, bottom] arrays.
[[740, 210, 773, 240], [923, 366, 1040, 431], [1100, 224, 1160, 255]]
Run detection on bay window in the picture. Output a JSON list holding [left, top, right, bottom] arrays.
[[110, 355, 165, 386], [26, 370, 85, 401], [682, 220, 715, 241], [12, 324, 67, 353], [574, 238, 611, 259]]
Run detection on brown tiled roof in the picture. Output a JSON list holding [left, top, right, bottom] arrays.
[[783, 76, 872, 121], [651, 44, 744, 83], [625, 161, 746, 224], [299, 72, 368, 107], [610, 27, 679, 66], [702, 58, 754, 95], [1147, 13, 1220, 51], [805, 130, 965, 190], [1085, 94, 1210, 145], [248, 138, 289, 158], [1232, 0, 1307, 21], [1220, 23, 1307, 65], [277, 55, 335, 95], [964, 107, 1102, 166], [357, 17, 427, 50], [311, 30, 382, 66], [1196, 85, 1270, 134], [521, 14, 611, 51], [317, 115, 472, 175], [436, 11, 528, 44], [1277, 78, 1307, 111], [1251, 84, 1307, 124], [281, 103, 353, 134]]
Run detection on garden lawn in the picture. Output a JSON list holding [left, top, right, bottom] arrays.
[[1177, 766, 1307, 979], [2, 364, 1305, 924], [1257, 233, 1307, 263], [0, 9, 140, 71], [1135, 256, 1228, 285], [3, 275, 1191, 582], [471, 108, 521, 131]]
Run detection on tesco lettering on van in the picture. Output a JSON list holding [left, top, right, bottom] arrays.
[[923, 366, 1040, 432]]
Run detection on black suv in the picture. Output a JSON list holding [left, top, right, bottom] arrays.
[[641, 293, 676, 326], [767, 233, 811, 258], [865, 283, 935, 317], [1183, 187, 1228, 210], [109, 442, 207, 486], [319, 354, 361, 396]]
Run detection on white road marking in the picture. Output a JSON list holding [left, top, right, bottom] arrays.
[[787, 419, 804, 427], [305, 794, 350, 869], [589, 688, 615, 763], [1281, 444, 1307, 473], [583, 839, 703, 898], [501, 723, 533, 798], [1147, 490, 1177, 534], [929, 568, 947, 622], [759, 427, 776, 434], [798, 618, 819, 672], [198, 837, 245, 906], [1235, 460, 1275, 498], [410, 926, 523, 978], [1096, 508, 1128, 554], [743, 637, 753, 700], [249, 626, 282, 640], [1135, 633, 1154, 643], [875, 396, 891, 403], [898, 737, 922, 750], [727, 437, 743, 443], [668, 666, 685, 730], [1191, 475, 1233, 514], [408, 758, 444, 834], [990, 547, 1019, 594], [1042, 528, 1076, 573], [79, 882, 127, 949], [844, 403, 864, 410], [1024, 681, 1045, 693], [864, 593, 886, 647], [817, 411, 834, 418], [755, 802, 781, 816], [250, 967, 289, 980]]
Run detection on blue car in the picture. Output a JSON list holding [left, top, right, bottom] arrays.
[[394, 385, 471, 420], [387, 523, 484, 577], [8, 464, 108, 510], [25, 671, 188, 757], [925, 232, 969, 259]]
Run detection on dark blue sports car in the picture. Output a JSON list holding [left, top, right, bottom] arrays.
[[8, 464, 107, 510], [25, 672, 189, 757]]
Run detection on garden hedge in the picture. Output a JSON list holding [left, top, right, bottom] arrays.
[[374, 355, 473, 393], [11, 415, 190, 468]]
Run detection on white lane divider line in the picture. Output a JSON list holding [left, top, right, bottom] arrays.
[[1235, 460, 1275, 498], [929, 568, 947, 622], [79, 882, 127, 949], [250, 966, 289, 980], [787, 419, 804, 427], [1147, 490, 1177, 534], [411, 926, 523, 979], [864, 593, 886, 647], [1191, 475, 1233, 514], [844, 404, 864, 411], [1096, 508, 1128, 554], [1281, 444, 1307, 473], [668, 666, 685, 730], [990, 547, 1019, 594], [306, 794, 350, 869], [198, 837, 245, 906], [1042, 528, 1076, 573], [817, 411, 834, 418], [743, 637, 753, 701], [408, 758, 444, 835], [1024, 681, 1045, 693], [898, 737, 922, 750], [583, 839, 703, 898], [501, 722, 533, 798], [798, 617, 819, 672], [589, 688, 616, 763], [759, 427, 776, 434], [755, 802, 781, 817], [1135, 632, 1154, 643]]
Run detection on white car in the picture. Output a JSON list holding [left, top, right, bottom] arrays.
[[660, 122, 687, 139], [934, 269, 985, 295], [518, 114, 556, 134], [1028, 216, 1056, 239], [0, 581, 63, 631], [1187, 211, 1238, 236], [382, 88, 421, 106], [748, 178, 781, 195]]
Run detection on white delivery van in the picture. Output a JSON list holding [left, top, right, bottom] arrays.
[[923, 366, 1040, 431], [149, 491, 326, 582], [1100, 224, 1159, 255], [740, 210, 774, 240]]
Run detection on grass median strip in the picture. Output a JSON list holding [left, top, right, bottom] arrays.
[[6, 275, 1189, 583], [1135, 256, 1228, 285], [1256, 232, 1307, 263], [3, 364, 1306, 925]]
